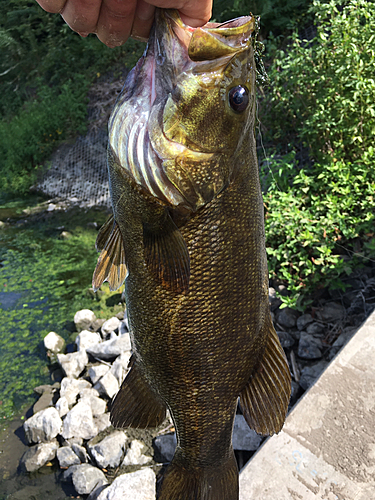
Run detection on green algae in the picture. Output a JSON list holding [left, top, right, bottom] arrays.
[[0, 197, 123, 421]]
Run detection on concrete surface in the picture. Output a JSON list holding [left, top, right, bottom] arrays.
[[239, 309, 375, 500]]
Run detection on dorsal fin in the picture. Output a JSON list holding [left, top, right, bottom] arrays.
[[92, 218, 127, 292], [240, 312, 291, 436]]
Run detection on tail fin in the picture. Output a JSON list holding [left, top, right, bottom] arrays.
[[157, 450, 238, 500]]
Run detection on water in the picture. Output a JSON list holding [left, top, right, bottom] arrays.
[[0, 194, 120, 499]]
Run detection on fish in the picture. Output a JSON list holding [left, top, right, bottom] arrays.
[[92, 9, 291, 500]]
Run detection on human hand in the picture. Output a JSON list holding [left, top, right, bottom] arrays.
[[35, 0, 212, 47]]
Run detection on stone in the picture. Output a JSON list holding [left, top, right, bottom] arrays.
[[88, 364, 110, 385], [57, 349, 88, 378], [110, 351, 131, 385], [296, 313, 313, 331], [62, 464, 81, 482], [153, 433, 177, 462], [96, 468, 156, 500], [268, 287, 282, 310], [55, 396, 70, 417], [277, 331, 295, 349], [88, 431, 127, 468], [87, 481, 109, 500], [123, 439, 152, 466], [44, 331, 65, 353], [299, 360, 329, 390], [56, 446, 81, 468], [80, 395, 107, 417], [60, 377, 92, 406], [91, 318, 106, 332], [316, 302, 345, 322], [33, 387, 55, 414], [62, 401, 98, 440], [306, 322, 325, 336], [119, 319, 128, 335], [80, 387, 100, 399], [20, 439, 59, 472], [87, 333, 132, 361], [74, 309, 97, 332], [72, 443, 88, 463], [298, 332, 323, 360], [327, 326, 357, 361], [75, 330, 102, 351], [24, 407, 62, 444], [101, 317, 121, 337], [94, 370, 119, 399], [94, 413, 111, 433], [232, 415, 263, 451], [277, 308, 297, 328], [72, 464, 108, 495]]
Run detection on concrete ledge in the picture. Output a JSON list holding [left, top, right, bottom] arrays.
[[239, 309, 375, 500]]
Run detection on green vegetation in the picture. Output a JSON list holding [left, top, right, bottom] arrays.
[[0, 200, 124, 420], [260, 0, 375, 308], [0, 0, 144, 195]]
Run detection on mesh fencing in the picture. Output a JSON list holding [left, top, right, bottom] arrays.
[[37, 128, 111, 207]]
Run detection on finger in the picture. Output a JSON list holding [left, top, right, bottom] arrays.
[[35, 0, 67, 13], [96, 0, 137, 47], [146, 0, 212, 27], [131, 0, 155, 41], [60, 0, 102, 36]]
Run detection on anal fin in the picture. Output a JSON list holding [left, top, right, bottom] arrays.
[[240, 312, 291, 436], [111, 357, 167, 428], [92, 216, 127, 292]]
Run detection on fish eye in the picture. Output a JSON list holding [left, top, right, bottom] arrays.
[[228, 85, 249, 113]]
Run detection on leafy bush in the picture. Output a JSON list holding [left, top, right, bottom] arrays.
[[0, 78, 88, 194], [261, 0, 375, 160], [260, 0, 375, 308]]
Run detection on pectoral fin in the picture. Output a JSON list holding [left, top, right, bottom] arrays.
[[111, 357, 167, 428], [240, 312, 291, 436], [92, 216, 127, 292], [143, 211, 190, 294]]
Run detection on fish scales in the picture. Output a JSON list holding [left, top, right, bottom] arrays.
[[93, 9, 291, 500]]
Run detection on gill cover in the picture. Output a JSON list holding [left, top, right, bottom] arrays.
[[109, 9, 256, 213]]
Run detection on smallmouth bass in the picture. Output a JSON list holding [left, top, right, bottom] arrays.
[[93, 9, 291, 500]]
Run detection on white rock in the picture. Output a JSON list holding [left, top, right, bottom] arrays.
[[72, 464, 108, 495], [80, 395, 107, 417], [24, 407, 62, 444], [71, 443, 88, 463], [123, 439, 152, 466], [89, 431, 127, 468], [75, 330, 102, 351], [55, 396, 70, 417], [44, 331, 65, 353], [110, 351, 131, 385], [88, 364, 110, 385], [74, 309, 96, 332], [57, 350, 88, 378], [56, 446, 81, 468], [87, 333, 131, 361], [20, 439, 59, 472], [153, 433, 177, 462], [101, 317, 121, 336], [94, 413, 111, 433], [80, 387, 100, 399], [232, 415, 263, 451], [94, 371, 119, 399], [97, 468, 156, 500], [60, 377, 92, 406], [62, 401, 98, 440]]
